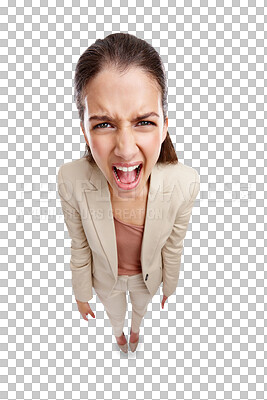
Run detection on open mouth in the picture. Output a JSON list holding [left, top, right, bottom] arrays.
[[112, 163, 143, 184]]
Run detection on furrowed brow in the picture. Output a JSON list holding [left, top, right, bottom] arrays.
[[88, 112, 160, 123], [131, 112, 160, 123]]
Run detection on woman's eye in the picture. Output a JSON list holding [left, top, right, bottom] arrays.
[[138, 120, 155, 126], [93, 122, 111, 129]]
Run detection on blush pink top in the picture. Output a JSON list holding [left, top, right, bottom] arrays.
[[113, 216, 144, 276]]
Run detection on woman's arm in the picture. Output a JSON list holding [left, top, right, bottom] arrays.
[[161, 169, 200, 298], [57, 166, 94, 303]]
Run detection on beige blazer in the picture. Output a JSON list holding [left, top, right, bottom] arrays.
[[57, 157, 200, 302]]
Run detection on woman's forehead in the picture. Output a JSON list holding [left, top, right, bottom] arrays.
[[82, 67, 162, 120], [84, 67, 159, 94]]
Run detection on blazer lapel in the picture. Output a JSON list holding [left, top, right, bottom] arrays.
[[84, 163, 174, 280]]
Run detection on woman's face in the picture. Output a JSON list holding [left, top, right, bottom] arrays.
[[81, 67, 168, 201]]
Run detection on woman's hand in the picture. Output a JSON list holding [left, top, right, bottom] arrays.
[[76, 299, 95, 321], [161, 294, 168, 309]]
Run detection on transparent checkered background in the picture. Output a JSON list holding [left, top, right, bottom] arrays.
[[1, 0, 266, 399]]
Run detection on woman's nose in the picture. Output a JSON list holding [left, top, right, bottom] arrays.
[[113, 129, 138, 159]]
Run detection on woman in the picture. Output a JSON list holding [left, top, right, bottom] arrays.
[[57, 33, 200, 353]]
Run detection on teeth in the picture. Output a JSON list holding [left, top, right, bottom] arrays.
[[114, 164, 140, 172], [113, 164, 141, 183]]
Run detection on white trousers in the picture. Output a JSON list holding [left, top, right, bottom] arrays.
[[94, 273, 153, 337]]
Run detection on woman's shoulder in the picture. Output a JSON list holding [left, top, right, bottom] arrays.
[[156, 161, 200, 201], [57, 158, 95, 202], [58, 157, 93, 181], [158, 160, 200, 183]]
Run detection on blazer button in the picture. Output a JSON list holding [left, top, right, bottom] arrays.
[[145, 274, 148, 281]]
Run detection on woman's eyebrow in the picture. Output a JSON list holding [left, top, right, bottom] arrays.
[[88, 112, 160, 123]]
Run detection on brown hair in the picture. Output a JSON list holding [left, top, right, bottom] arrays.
[[74, 32, 178, 165]]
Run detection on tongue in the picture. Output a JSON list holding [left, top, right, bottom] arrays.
[[116, 168, 137, 184]]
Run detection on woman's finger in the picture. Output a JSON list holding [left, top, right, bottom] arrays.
[[87, 306, 95, 319], [82, 313, 89, 321], [161, 295, 168, 309]]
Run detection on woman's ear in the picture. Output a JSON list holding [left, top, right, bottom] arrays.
[[162, 116, 168, 143], [80, 122, 89, 146]]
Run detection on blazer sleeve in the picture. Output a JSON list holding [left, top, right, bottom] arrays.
[[161, 168, 200, 298], [57, 166, 93, 302]]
